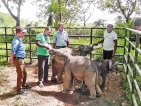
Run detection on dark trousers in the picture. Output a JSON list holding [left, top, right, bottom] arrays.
[[103, 50, 113, 59], [37, 55, 49, 82], [13, 58, 27, 92]]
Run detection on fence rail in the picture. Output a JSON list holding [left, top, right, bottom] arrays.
[[0, 27, 141, 105], [124, 28, 141, 106]]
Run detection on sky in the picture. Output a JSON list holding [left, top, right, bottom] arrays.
[[0, 1, 117, 25]]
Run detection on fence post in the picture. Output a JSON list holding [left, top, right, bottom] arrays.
[[124, 28, 127, 52], [132, 33, 139, 94], [4, 27, 8, 62], [90, 28, 93, 60], [126, 31, 132, 83], [29, 27, 32, 64]]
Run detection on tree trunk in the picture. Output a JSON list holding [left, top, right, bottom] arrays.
[[2, 0, 22, 26]]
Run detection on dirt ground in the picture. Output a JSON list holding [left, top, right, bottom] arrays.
[[0, 65, 129, 106]]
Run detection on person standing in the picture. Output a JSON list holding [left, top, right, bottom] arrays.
[[51, 23, 69, 83], [93, 24, 118, 59], [53, 23, 69, 48], [36, 27, 52, 88], [8, 26, 31, 95]]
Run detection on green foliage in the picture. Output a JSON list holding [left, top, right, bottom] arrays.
[[97, 0, 140, 23], [93, 29, 105, 36], [0, 12, 15, 27], [115, 18, 134, 28], [48, 3, 60, 14], [105, 0, 112, 7], [121, 73, 133, 105]]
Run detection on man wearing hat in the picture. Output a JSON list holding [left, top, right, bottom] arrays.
[[93, 24, 118, 59], [8, 26, 31, 95]]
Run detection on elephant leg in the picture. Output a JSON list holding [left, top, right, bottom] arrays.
[[68, 76, 74, 91], [57, 64, 64, 83], [81, 81, 88, 92], [101, 74, 108, 90], [96, 84, 102, 97], [51, 59, 57, 82], [85, 73, 96, 99], [57, 76, 63, 83], [62, 69, 72, 94]]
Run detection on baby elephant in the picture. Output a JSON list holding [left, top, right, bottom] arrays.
[[49, 49, 102, 99], [81, 59, 120, 91], [51, 48, 80, 83]]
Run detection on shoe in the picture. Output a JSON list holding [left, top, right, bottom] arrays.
[[22, 84, 31, 89], [38, 81, 44, 88], [17, 90, 28, 95]]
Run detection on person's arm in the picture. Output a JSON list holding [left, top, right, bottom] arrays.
[[66, 31, 69, 47], [53, 33, 57, 48], [8, 53, 14, 64], [112, 39, 117, 57], [8, 39, 19, 64], [93, 39, 104, 46], [53, 43, 56, 48], [36, 40, 52, 50]]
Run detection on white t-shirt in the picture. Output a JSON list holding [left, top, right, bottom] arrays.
[[103, 30, 117, 51]]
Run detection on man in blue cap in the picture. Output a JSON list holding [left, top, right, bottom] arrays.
[[8, 26, 31, 95]]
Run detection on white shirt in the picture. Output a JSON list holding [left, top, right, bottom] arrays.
[[103, 30, 117, 51]]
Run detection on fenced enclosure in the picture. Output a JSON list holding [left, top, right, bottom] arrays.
[[0, 27, 125, 63], [0, 27, 141, 105]]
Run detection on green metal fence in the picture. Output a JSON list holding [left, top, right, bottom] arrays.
[[123, 28, 141, 106]]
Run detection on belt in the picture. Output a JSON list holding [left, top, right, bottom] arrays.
[[56, 46, 66, 48], [14, 57, 24, 59]]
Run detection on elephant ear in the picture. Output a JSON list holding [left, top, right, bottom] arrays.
[[109, 60, 112, 71], [71, 49, 80, 56]]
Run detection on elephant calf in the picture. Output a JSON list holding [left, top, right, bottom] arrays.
[[50, 45, 94, 83], [49, 49, 102, 99], [81, 59, 120, 92], [51, 48, 80, 83]]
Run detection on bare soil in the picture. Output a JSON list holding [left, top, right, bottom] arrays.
[[0, 65, 128, 106]]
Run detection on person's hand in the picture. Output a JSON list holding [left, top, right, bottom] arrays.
[[92, 43, 98, 47], [44, 44, 53, 50], [94, 43, 98, 46], [8, 58, 13, 64], [48, 46, 53, 50], [112, 52, 115, 57]]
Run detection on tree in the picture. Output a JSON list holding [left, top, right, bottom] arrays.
[[76, 0, 96, 26], [92, 19, 106, 27], [0, 12, 15, 26], [97, 0, 141, 23], [34, 0, 96, 26], [1, 0, 25, 26]]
